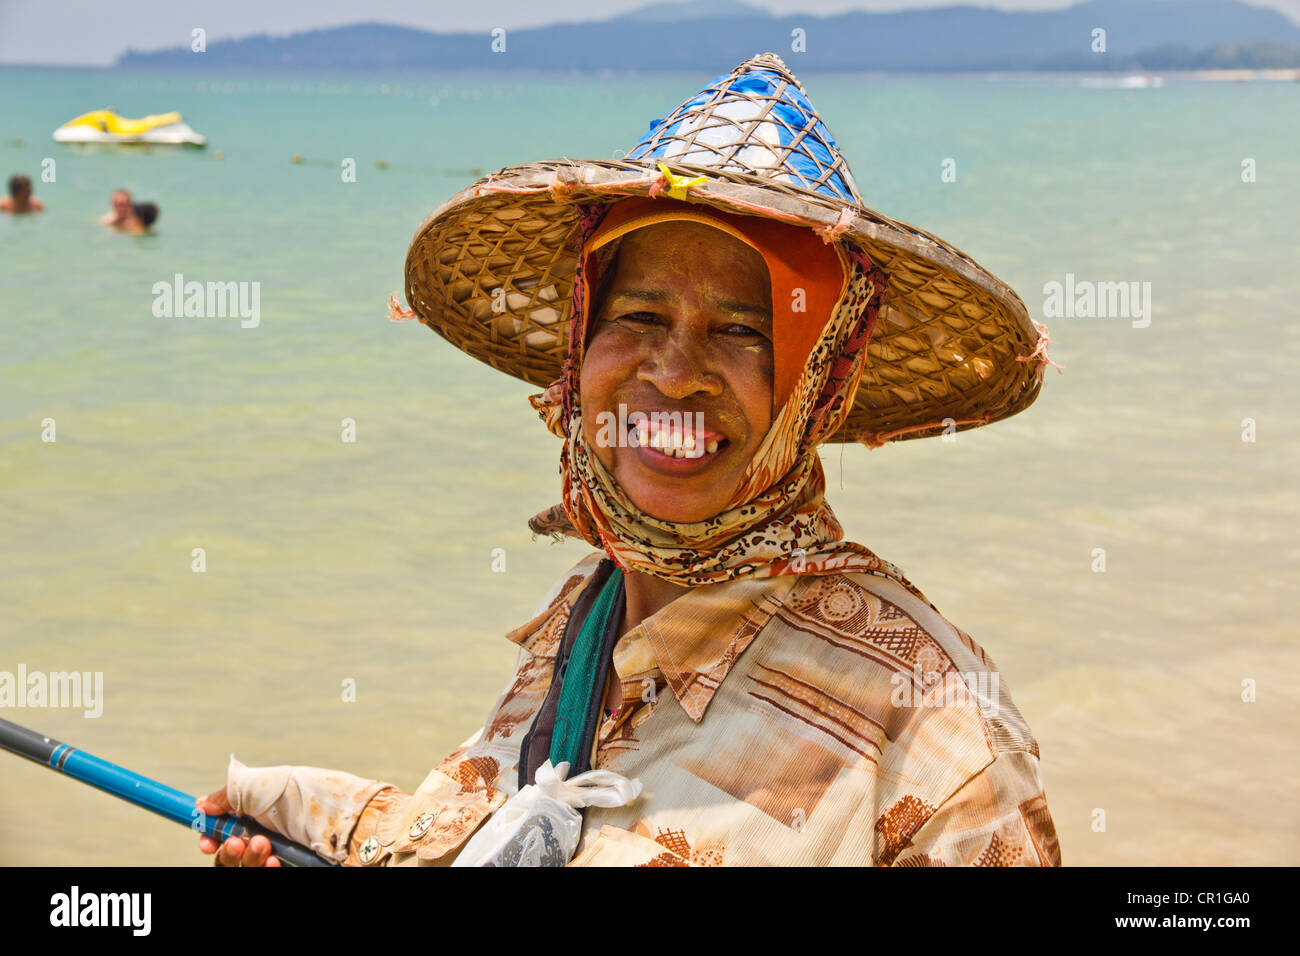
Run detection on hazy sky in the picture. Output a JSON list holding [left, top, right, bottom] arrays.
[[2, 0, 1298, 66]]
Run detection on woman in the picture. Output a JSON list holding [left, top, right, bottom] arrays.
[[199, 53, 1061, 867], [122, 201, 159, 234]]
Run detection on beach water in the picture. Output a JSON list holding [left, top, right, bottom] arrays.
[[1, 67, 1297, 865]]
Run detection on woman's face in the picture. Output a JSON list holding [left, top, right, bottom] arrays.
[[580, 220, 774, 523]]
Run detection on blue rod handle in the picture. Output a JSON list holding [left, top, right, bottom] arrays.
[[1, 717, 336, 867]]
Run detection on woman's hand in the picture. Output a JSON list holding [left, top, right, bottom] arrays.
[[195, 787, 281, 867], [197, 757, 396, 864]]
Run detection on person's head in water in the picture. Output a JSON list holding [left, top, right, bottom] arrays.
[[102, 188, 133, 227], [129, 202, 159, 234], [2, 174, 44, 214]]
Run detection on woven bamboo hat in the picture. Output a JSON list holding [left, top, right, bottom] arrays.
[[400, 53, 1055, 446]]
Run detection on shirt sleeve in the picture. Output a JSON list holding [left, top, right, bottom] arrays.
[[221, 758, 398, 864], [344, 786, 407, 865], [891, 748, 1062, 867], [362, 645, 549, 865]]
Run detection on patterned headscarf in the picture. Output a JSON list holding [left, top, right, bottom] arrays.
[[528, 200, 925, 598]]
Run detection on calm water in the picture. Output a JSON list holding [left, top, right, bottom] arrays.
[[1, 67, 1297, 865]]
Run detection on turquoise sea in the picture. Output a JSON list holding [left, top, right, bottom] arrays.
[[1, 67, 1297, 865]]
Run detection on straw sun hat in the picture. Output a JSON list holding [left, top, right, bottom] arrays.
[[397, 53, 1056, 446]]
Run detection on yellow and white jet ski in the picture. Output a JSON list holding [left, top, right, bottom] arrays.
[[53, 110, 207, 147]]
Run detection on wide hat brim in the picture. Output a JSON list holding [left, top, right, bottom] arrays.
[[402, 56, 1048, 446]]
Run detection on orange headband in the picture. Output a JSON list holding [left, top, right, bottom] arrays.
[[579, 197, 847, 413]]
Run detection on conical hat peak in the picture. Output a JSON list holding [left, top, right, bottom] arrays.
[[401, 53, 1050, 447], [626, 52, 863, 205]]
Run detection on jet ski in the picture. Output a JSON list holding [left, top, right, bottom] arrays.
[[53, 110, 207, 147]]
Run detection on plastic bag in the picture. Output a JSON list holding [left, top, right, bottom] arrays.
[[452, 760, 642, 867]]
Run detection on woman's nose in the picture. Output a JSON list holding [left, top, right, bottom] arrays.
[[637, 332, 722, 399]]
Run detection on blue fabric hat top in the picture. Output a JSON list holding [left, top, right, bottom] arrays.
[[625, 53, 863, 206]]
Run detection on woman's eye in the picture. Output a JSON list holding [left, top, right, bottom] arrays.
[[721, 322, 766, 338], [613, 312, 661, 328]]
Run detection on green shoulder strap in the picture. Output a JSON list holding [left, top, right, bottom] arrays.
[[549, 567, 623, 771]]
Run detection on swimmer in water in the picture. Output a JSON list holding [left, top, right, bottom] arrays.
[[1, 174, 45, 214], [124, 202, 159, 235], [99, 188, 133, 229]]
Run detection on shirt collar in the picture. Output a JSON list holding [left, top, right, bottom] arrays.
[[506, 562, 798, 722], [504, 564, 598, 659], [620, 573, 799, 723]]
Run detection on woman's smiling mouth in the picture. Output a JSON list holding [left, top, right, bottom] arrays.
[[625, 416, 730, 473]]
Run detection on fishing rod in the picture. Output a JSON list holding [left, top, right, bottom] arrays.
[[0, 716, 335, 867]]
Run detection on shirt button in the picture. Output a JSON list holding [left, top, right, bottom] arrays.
[[358, 835, 381, 865], [409, 811, 436, 840]]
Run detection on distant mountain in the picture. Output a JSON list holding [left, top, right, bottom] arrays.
[[117, 0, 1300, 71], [610, 0, 773, 21]]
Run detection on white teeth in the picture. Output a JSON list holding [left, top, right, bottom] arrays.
[[625, 421, 722, 457], [659, 439, 715, 459]]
